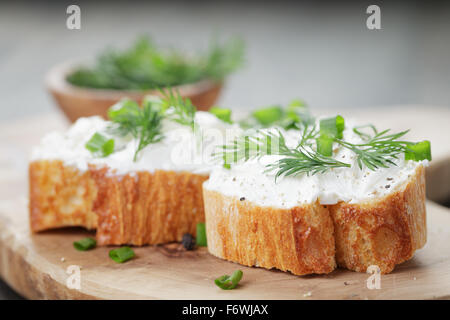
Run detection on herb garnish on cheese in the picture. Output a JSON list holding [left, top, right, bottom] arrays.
[[85, 90, 203, 161], [216, 114, 431, 179]]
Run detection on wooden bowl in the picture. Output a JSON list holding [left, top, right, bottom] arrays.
[[46, 62, 223, 123]]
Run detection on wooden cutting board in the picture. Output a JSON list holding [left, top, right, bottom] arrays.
[[0, 107, 449, 300], [1, 198, 450, 300]]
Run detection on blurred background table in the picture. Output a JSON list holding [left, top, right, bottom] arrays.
[[1, 1, 449, 299], [1, 1, 450, 123]]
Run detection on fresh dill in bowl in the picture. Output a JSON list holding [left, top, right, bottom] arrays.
[[66, 36, 245, 90]]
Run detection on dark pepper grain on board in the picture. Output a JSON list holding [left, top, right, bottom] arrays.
[[182, 233, 196, 250]]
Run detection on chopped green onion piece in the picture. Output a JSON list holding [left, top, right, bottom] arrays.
[[316, 135, 334, 156], [223, 163, 231, 169], [73, 238, 97, 251], [320, 115, 345, 139], [286, 109, 300, 123], [214, 270, 243, 290], [107, 99, 140, 121], [405, 140, 432, 161], [284, 101, 311, 128], [109, 246, 135, 263], [210, 106, 232, 124], [286, 110, 300, 121], [287, 99, 307, 108], [85, 133, 115, 157], [196, 222, 207, 247], [252, 106, 284, 126]]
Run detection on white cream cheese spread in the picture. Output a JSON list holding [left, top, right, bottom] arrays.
[[31, 111, 240, 176], [204, 120, 428, 207]]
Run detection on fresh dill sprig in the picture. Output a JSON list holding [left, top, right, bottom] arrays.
[[266, 146, 351, 180], [217, 129, 292, 164], [216, 116, 431, 179], [86, 90, 198, 161], [298, 123, 319, 147], [107, 98, 164, 161], [133, 103, 164, 161], [216, 128, 350, 179], [337, 128, 412, 170], [159, 89, 196, 130], [352, 124, 378, 140], [315, 117, 431, 170]]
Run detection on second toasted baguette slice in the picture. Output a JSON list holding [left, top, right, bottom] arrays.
[[203, 190, 336, 275], [203, 166, 426, 275]]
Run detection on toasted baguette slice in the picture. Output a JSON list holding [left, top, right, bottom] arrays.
[[203, 166, 426, 275], [329, 165, 426, 274], [203, 190, 336, 275], [90, 165, 208, 245], [29, 160, 208, 245]]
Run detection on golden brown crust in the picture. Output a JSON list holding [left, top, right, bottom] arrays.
[[31, 158, 427, 274], [29, 160, 208, 246], [90, 166, 208, 245], [203, 166, 426, 275], [203, 190, 336, 275], [29, 160, 98, 232], [329, 166, 426, 274]]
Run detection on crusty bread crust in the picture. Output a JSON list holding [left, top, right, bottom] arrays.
[[29, 160, 208, 245], [29, 161, 98, 232], [203, 190, 336, 275], [330, 166, 426, 274], [203, 166, 426, 275], [90, 166, 208, 246], [31, 159, 426, 274]]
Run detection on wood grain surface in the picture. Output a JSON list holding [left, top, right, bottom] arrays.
[[0, 107, 449, 300]]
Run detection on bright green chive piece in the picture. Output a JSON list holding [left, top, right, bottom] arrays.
[[320, 115, 345, 139], [107, 99, 140, 121], [222, 150, 238, 167], [101, 139, 114, 156], [316, 135, 334, 156], [405, 140, 432, 161], [196, 222, 207, 247], [286, 112, 299, 123], [252, 106, 284, 126], [73, 238, 97, 251], [214, 270, 243, 290], [287, 99, 307, 108], [210, 106, 232, 124], [223, 163, 231, 169], [286, 108, 300, 123], [109, 247, 135, 263], [85, 133, 115, 157], [285, 100, 309, 125]]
